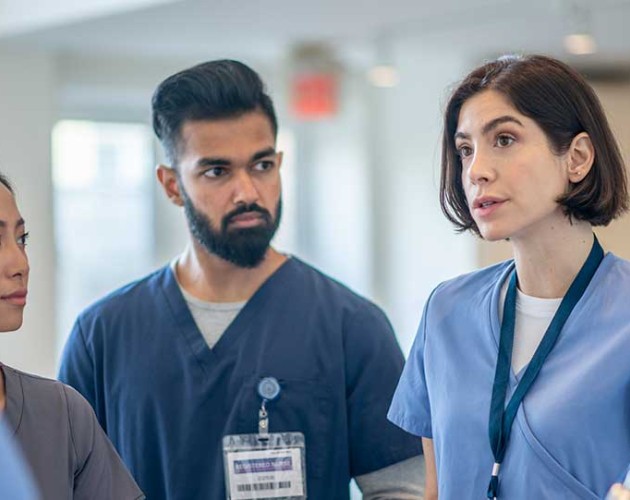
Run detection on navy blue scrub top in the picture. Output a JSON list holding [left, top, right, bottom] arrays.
[[60, 258, 421, 500]]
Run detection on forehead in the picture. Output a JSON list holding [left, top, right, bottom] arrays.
[[456, 90, 522, 133], [0, 185, 21, 225], [179, 111, 276, 159]]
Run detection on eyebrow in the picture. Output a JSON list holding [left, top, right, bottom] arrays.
[[454, 115, 524, 141], [0, 218, 25, 229], [195, 147, 277, 168]]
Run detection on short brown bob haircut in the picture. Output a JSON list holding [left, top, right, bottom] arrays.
[[440, 54, 629, 236]]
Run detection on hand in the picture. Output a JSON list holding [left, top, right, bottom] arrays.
[[607, 483, 630, 500]]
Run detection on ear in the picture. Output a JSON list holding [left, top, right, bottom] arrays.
[[156, 164, 184, 206], [566, 132, 595, 184], [276, 151, 284, 171]]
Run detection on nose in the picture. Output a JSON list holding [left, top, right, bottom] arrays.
[[232, 170, 259, 206], [4, 241, 29, 281], [465, 147, 496, 185]]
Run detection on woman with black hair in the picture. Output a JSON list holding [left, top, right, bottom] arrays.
[[0, 172, 144, 500]]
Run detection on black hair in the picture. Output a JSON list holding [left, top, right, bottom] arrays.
[[152, 59, 278, 165]]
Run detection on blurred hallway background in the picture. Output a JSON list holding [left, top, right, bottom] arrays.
[[1, 0, 630, 379]]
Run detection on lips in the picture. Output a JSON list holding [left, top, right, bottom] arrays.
[[1, 289, 27, 306], [230, 212, 263, 222], [227, 212, 264, 226], [472, 196, 505, 209], [471, 196, 507, 218]]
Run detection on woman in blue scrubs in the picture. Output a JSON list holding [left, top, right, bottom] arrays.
[[0, 172, 143, 500], [388, 55, 630, 499]]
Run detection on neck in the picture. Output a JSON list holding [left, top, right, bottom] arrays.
[[175, 241, 287, 302], [511, 219, 595, 299]]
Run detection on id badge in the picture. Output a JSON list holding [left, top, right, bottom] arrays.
[[223, 432, 307, 499]]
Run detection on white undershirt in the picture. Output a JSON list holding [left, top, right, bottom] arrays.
[[498, 280, 562, 374]]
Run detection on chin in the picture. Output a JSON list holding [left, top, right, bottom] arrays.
[[0, 316, 24, 333], [477, 224, 512, 242]]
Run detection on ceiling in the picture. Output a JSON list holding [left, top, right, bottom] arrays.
[[4, 0, 630, 69]]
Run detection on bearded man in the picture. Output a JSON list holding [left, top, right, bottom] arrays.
[[59, 60, 423, 500]]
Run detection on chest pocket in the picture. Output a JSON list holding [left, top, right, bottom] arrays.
[[234, 376, 333, 479]]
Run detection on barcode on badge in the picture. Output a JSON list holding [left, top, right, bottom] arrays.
[[236, 481, 292, 492]]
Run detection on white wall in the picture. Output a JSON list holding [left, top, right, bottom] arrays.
[[0, 48, 57, 377], [370, 42, 477, 354], [592, 81, 630, 260], [287, 69, 374, 296]]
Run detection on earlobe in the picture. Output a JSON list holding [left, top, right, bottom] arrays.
[[567, 132, 595, 184], [156, 165, 184, 206]]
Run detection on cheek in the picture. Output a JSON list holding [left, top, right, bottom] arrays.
[[262, 179, 281, 202], [461, 174, 474, 203]]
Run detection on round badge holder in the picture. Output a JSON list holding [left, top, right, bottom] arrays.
[[257, 376, 281, 401]]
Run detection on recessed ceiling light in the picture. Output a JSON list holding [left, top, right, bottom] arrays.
[[564, 33, 597, 55], [367, 65, 399, 88]]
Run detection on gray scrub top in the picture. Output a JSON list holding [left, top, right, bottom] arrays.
[[1, 364, 144, 500]]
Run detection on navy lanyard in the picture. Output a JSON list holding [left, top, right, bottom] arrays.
[[486, 235, 604, 499]]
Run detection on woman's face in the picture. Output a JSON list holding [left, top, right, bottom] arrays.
[[455, 90, 571, 242], [0, 185, 29, 332]]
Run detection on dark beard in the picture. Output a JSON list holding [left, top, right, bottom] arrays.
[[180, 186, 282, 268]]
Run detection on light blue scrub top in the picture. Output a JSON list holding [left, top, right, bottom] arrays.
[[388, 253, 630, 499], [0, 419, 39, 499]]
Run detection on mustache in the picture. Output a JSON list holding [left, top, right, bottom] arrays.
[[222, 203, 272, 229]]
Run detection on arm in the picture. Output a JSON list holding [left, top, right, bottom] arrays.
[[64, 385, 144, 500], [355, 455, 424, 499], [59, 319, 95, 401], [344, 303, 423, 477], [422, 438, 438, 500]]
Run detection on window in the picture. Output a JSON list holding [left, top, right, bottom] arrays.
[[53, 120, 155, 352]]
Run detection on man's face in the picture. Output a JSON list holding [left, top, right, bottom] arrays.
[[161, 111, 282, 268]]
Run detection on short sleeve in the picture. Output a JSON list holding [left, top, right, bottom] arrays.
[[63, 385, 144, 500], [344, 302, 423, 478], [387, 289, 435, 438]]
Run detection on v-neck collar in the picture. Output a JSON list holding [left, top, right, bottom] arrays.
[[488, 253, 614, 384], [158, 258, 297, 376]]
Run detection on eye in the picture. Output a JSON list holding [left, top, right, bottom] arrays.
[[495, 134, 515, 148], [203, 166, 227, 178], [252, 160, 275, 172], [18, 232, 29, 247], [456, 144, 473, 159]]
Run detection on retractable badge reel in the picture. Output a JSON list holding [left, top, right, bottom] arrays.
[[223, 377, 307, 499]]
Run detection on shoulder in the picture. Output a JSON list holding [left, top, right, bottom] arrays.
[[4, 366, 95, 426], [288, 257, 384, 315], [282, 258, 394, 348], [428, 259, 512, 309], [75, 266, 171, 331], [601, 253, 630, 280], [5, 366, 68, 403], [82, 265, 168, 316]]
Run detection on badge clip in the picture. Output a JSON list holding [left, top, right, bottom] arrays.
[[257, 377, 280, 440]]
